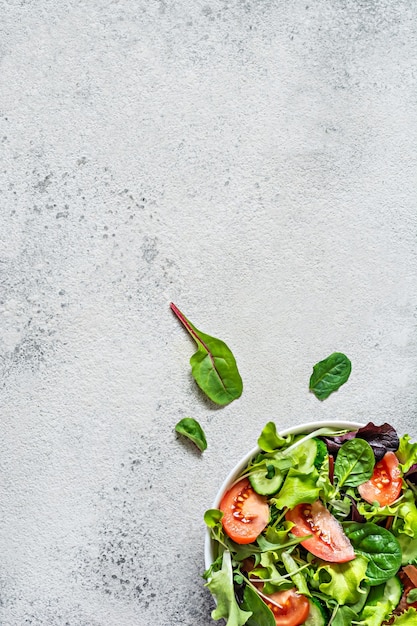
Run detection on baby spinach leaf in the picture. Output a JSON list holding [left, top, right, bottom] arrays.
[[241, 585, 276, 626], [175, 417, 207, 451], [206, 551, 252, 626], [309, 352, 352, 400], [170, 303, 243, 406], [333, 439, 375, 490], [343, 522, 402, 585]]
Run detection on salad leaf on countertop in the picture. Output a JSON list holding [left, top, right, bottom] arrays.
[[309, 352, 352, 400], [175, 417, 207, 451], [170, 302, 243, 406]]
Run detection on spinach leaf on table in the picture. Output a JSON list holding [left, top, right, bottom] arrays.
[[175, 417, 207, 451], [170, 303, 243, 406], [309, 352, 352, 400]]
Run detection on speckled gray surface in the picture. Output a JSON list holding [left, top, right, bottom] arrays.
[[1, 0, 417, 624]]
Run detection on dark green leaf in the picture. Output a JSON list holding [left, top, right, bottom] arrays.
[[344, 522, 402, 585], [333, 439, 375, 489], [241, 585, 275, 626], [170, 303, 243, 405], [331, 605, 359, 626], [175, 417, 207, 451], [309, 352, 352, 400]]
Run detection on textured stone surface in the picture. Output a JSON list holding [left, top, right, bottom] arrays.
[[1, 0, 416, 624]]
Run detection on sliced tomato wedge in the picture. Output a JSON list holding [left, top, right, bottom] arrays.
[[358, 451, 402, 506], [285, 500, 355, 562], [219, 478, 269, 544], [261, 588, 310, 626]]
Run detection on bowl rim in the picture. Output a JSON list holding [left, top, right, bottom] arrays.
[[204, 419, 365, 570]]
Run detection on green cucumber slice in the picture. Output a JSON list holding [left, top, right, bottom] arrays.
[[287, 437, 327, 472], [249, 459, 285, 495], [385, 575, 403, 608]]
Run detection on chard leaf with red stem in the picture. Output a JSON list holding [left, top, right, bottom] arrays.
[[170, 303, 243, 406]]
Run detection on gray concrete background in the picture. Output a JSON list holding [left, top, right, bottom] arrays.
[[1, 1, 416, 624]]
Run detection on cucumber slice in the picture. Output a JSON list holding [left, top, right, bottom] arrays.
[[385, 575, 403, 609], [288, 438, 327, 472], [303, 598, 327, 626], [249, 459, 285, 495]]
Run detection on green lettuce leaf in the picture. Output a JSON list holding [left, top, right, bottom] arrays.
[[206, 551, 252, 626], [356, 586, 396, 626], [389, 608, 417, 624], [252, 552, 293, 594], [397, 434, 417, 473], [357, 490, 417, 538], [263, 521, 294, 545], [272, 468, 321, 509], [332, 605, 359, 625], [313, 555, 369, 605], [281, 550, 310, 596], [258, 422, 293, 452], [241, 585, 276, 626]]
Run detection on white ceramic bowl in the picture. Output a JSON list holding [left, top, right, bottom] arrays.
[[204, 419, 365, 570]]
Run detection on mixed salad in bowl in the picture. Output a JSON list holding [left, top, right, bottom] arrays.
[[204, 421, 417, 626]]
